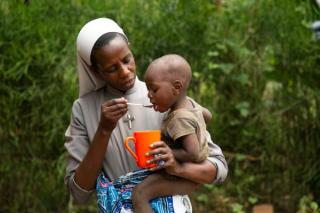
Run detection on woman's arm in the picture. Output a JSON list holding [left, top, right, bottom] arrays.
[[75, 98, 128, 189], [148, 142, 215, 184], [147, 131, 228, 184], [73, 125, 112, 190], [65, 98, 128, 203], [171, 159, 217, 184]]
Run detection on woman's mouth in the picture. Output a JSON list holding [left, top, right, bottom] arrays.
[[123, 77, 135, 88]]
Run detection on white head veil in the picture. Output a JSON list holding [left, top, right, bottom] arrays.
[[76, 18, 127, 97]]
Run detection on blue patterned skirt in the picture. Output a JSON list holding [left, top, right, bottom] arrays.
[[96, 169, 192, 213]]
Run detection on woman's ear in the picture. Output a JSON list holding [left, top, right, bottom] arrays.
[[172, 80, 183, 96]]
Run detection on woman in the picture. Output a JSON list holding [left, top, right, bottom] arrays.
[[64, 18, 228, 212]]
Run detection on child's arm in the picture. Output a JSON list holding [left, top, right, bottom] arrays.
[[172, 133, 200, 163], [202, 107, 212, 124]]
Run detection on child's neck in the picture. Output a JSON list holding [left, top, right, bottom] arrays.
[[170, 96, 193, 111]]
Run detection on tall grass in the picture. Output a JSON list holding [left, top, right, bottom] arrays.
[[0, 0, 319, 212]]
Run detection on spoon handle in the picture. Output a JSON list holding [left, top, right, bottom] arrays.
[[127, 103, 153, 108], [127, 103, 143, 106], [142, 104, 153, 108]]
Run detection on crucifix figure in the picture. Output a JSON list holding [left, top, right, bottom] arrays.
[[124, 113, 135, 129]]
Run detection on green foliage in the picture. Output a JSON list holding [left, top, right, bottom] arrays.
[[1, 0, 320, 212], [297, 195, 320, 213]]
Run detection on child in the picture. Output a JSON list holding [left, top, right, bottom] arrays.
[[131, 54, 212, 213]]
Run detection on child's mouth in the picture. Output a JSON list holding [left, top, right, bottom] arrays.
[[153, 104, 159, 111]]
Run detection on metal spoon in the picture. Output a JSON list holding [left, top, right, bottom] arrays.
[[127, 103, 153, 108]]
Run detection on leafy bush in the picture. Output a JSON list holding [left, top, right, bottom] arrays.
[[1, 0, 319, 212]]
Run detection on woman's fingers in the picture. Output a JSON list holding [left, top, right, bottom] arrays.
[[147, 141, 174, 169], [148, 154, 166, 172], [99, 98, 128, 131], [148, 153, 166, 163], [149, 141, 166, 148], [101, 105, 127, 113], [147, 147, 166, 156], [102, 99, 128, 113], [102, 102, 128, 111], [146, 140, 181, 174], [102, 107, 127, 117], [103, 97, 127, 107], [102, 98, 128, 115]]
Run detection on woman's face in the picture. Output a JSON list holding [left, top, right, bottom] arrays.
[[93, 36, 136, 92]]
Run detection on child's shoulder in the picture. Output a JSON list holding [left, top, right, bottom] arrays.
[[186, 96, 202, 109], [170, 107, 201, 122]]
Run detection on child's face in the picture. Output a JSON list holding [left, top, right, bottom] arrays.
[[144, 67, 177, 113]]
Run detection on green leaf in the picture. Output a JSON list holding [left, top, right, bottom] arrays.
[[196, 194, 209, 203], [235, 153, 246, 161], [235, 101, 250, 117], [208, 62, 219, 70], [207, 51, 219, 57], [220, 63, 234, 74], [248, 196, 258, 205]]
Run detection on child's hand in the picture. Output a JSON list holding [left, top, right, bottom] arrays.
[[146, 141, 181, 175]]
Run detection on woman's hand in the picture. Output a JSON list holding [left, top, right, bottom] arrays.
[[99, 97, 128, 132], [147, 141, 182, 176], [146, 141, 217, 184]]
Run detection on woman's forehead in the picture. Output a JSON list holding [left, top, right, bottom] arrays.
[[95, 37, 130, 64], [103, 37, 129, 55]]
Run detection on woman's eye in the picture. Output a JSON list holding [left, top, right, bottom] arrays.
[[123, 54, 132, 64], [104, 66, 117, 73], [123, 55, 131, 64]]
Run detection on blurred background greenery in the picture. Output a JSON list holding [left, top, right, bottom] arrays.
[[1, 0, 319, 212]]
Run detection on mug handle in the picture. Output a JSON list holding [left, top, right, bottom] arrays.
[[124, 136, 138, 161]]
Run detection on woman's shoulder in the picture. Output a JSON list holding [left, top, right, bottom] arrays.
[[73, 88, 105, 108]]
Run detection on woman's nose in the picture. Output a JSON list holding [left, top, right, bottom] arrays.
[[118, 63, 131, 77], [148, 91, 153, 99]]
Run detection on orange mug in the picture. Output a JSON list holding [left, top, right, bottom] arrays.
[[124, 130, 160, 168]]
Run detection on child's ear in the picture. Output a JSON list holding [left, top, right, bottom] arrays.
[[172, 80, 183, 96]]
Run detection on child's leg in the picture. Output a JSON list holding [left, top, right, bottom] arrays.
[[132, 171, 199, 213]]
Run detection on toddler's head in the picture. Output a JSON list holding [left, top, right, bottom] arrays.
[[144, 54, 192, 112]]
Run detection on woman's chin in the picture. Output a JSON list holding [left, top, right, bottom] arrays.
[[122, 78, 135, 90]]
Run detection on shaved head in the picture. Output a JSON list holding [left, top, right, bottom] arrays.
[[146, 54, 192, 90]]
